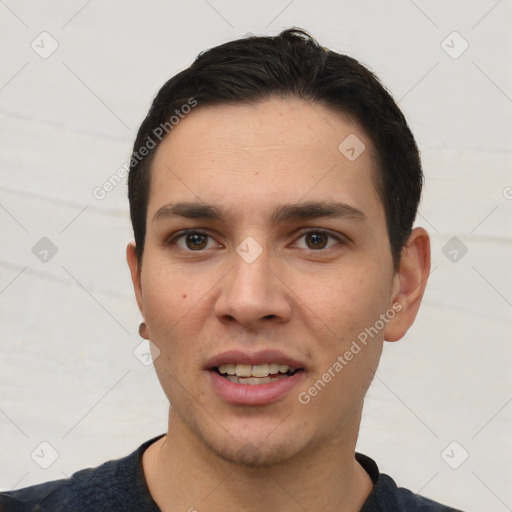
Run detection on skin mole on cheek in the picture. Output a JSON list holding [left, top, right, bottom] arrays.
[[182, 294, 187, 299]]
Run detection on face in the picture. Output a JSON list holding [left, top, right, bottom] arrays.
[[128, 97, 406, 467]]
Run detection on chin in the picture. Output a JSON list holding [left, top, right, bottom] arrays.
[[182, 411, 307, 468], [210, 435, 304, 468], [170, 394, 319, 468]]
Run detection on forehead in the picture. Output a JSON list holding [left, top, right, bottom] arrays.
[[147, 97, 383, 225]]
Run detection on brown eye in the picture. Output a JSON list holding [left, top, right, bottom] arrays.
[[169, 231, 218, 251], [185, 232, 208, 250], [294, 230, 341, 251], [305, 232, 329, 249]]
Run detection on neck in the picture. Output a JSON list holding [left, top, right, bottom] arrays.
[[142, 406, 373, 512]]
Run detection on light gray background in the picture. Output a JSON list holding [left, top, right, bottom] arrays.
[[1, 1, 511, 510]]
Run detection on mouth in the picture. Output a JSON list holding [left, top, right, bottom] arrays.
[[205, 350, 307, 405], [212, 363, 303, 385]]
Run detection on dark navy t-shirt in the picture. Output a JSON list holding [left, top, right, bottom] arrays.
[[0, 434, 463, 511]]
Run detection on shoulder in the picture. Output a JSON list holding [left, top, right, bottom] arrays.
[[0, 457, 134, 512], [356, 453, 464, 512], [0, 435, 165, 512], [384, 474, 464, 511]]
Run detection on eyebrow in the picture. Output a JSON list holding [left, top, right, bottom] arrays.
[[152, 200, 367, 225]]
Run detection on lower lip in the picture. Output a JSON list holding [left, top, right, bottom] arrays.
[[208, 370, 304, 405]]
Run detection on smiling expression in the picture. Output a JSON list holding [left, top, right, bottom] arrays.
[[128, 97, 402, 466]]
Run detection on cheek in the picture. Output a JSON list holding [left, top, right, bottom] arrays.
[[141, 261, 209, 346], [302, 265, 390, 339], [142, 258, 205, 318], [320, 266, 389, 379], [298, 274, 386, 415]]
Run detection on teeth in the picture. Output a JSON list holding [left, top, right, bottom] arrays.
[[225, 374, 289, 385], [239, 376, 272, 385], [217, 363, 299, 377], [251, 364, 269, 377], [235, 364, 252, 377], [218, 363, 236, 375], [268, 363, 280, 374]]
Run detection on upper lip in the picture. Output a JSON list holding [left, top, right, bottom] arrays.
[[206, 349, 306, 370]]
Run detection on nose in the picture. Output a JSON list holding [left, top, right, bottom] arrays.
[[214, 250, 292, 330]]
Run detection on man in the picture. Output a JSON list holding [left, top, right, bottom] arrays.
[[0, 29, 463, 511]]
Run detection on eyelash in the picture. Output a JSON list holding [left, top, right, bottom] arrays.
[[166, 228, 345, 252]]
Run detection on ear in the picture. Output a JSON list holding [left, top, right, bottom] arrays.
[[384, 227, 431, 342], [126, 241, 144, 314]]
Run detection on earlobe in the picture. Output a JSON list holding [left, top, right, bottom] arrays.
[[384, 227, 431, 342], [139, 321, 149, 339], [126, 242, 144, 314]]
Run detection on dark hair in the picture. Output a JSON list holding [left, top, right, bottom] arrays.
[[128, 28, 422, 269]]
